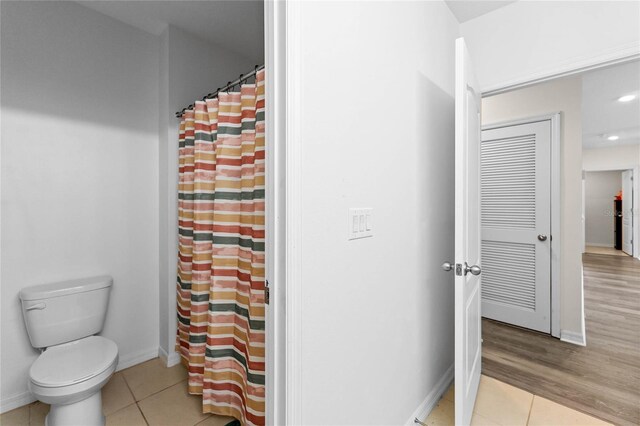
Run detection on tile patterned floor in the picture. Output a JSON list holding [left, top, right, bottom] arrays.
[[0, 358, 235, 426], [423, 375, 612, 426], [1, 360, 613, 425]]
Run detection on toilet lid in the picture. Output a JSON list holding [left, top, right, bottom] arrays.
[[30, 336, 118, 387]]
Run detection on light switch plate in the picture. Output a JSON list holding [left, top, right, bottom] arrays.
[[348, 208, 373, 240]]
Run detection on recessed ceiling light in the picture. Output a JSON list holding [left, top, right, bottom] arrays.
[[607, 135, 619, 141], [618, 94, 636, 102]]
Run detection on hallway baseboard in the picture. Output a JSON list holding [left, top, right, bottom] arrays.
[[404, 364, 454, 426], [560, 330, 586, 346]]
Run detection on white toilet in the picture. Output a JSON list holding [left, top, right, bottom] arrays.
[[20, 276, 119, 426]]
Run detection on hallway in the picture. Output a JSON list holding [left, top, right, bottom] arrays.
[[481, 253, 640, 425]]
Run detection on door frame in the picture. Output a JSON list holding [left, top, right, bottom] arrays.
[[482, 113, 561, 338], [622, 168, 638, 257], [265, 1, 303, 425], [482, 48, 640, 97]]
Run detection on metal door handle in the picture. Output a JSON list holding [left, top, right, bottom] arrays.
[[441, 262, 454, 272], [464, 262, 481, 276], [538, 234, 548, 241]]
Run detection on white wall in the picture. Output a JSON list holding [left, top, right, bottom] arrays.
[[482, 75, 585, 338], [583, 144, 640, 171], [461, 1, 640, 92], [584, 171, 622, 247], [583, 145, 640, 259], [294, 1, 459, 424], [1, 1, 160, 411], [157, 26, 260, 363]]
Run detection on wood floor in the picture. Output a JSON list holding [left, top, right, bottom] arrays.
[[585, 245, 631, 257], [482, 253, 640, 426]]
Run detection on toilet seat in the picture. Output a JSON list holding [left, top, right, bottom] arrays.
[[30, 336, 118, 388]]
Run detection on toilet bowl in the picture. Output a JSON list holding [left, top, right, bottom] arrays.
[[20, 276, 119, 426], [29, 336, 118, 426]]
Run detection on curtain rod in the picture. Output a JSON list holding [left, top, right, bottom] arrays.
[[175, 64, 265, 118]]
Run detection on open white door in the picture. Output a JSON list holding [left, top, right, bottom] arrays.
[[622, 169, 633, 255], [454, 37, 482, 426]]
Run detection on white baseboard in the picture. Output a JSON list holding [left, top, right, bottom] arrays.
[[158, 347, 181, 367], [585, 242, 614, 248], [560, 330, 586, 346], [116, 346, 159, 372], [0, 391, 36, 415], [405, 364, 454, 426], [1, 346, 159, 414]]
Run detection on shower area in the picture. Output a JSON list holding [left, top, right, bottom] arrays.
[[174, 67, 266, 425]]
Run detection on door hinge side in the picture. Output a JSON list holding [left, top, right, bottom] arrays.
[[265, 280, 270, 305]]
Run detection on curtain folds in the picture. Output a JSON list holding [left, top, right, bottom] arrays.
[[176, 69, 266, 426]]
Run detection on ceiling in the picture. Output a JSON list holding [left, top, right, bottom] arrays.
[[582, 61, 640, 150], [445, 0, 517, 23], [77, 1, 264, 62]]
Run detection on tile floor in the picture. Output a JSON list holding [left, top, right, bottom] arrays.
[[0, 358, 236, 426], [423, 375, 612, 426], [1, 363, 613, 426]]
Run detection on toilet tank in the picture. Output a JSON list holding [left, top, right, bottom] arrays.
[[19, 276, 113, 348]]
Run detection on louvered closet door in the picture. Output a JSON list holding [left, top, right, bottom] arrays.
[[481, 120, 551, 333]]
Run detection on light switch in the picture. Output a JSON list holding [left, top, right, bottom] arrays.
[[348, 208, 373, 240]]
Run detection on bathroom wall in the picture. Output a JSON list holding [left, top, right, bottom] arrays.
[[157, 25, 260, 365], [293, 1, 459, 423], [1, 1, 160, 412]]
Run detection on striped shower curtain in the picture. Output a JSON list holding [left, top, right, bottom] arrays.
[[176, 70, 266, 426]]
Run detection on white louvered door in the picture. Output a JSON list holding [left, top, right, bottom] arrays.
[[481, 120, 551, 333]]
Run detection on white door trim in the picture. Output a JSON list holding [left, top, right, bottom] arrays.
[[482, 113, 561, 338], [265, 0, 303, 424], [482, 41, 640, 96], [634, 166, 639, 260], [622, 169, 634, 255]]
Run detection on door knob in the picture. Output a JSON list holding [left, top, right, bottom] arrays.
[[441, 262, 454, 272], [464, 262, 481, 276], [538, 234, 548, 241]]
